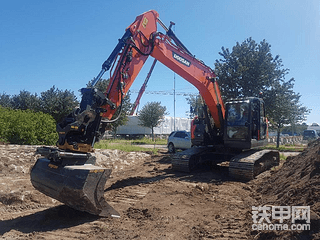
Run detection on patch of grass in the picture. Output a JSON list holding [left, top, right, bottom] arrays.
[[131, 137, 167, 145], [280, 153, 287, 161], [94, 140, 159, 155]]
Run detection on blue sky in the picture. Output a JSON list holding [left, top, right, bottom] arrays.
[[1, 0, 319, 124]]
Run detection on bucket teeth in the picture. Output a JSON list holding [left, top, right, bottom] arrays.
[[30, 155, 119, 218]]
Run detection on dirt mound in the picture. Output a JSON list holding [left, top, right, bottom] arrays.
[[254, 140, 320, 239], [257, 140, 320, 209]]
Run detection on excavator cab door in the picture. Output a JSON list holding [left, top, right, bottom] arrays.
[[224, 97, 267, 150]]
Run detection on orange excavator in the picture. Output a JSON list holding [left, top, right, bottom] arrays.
[[30, 10, 279, 218]]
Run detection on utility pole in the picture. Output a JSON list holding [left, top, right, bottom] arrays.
[[174, 72, 176, 131]]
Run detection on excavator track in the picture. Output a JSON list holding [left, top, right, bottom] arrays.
[[229, 149, 280, 181], [172, 147, 279, 181], [171, 147, 209, 172]]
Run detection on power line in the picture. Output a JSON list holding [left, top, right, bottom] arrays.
[[130, 90, 196, 96]]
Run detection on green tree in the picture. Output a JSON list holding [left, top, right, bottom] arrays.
[[215, 38, 309, 146], [265, 79, 309, 147], [186, 94, 202, 119], [137, 101, 168, 141], [38, 86, 79, 122], [11, 90, 39, 111], [0, 93, 13, 108], [215, 38, 288, 100], [87, 78, 109, 91]]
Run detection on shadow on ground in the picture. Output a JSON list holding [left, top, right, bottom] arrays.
[[0, 205, 99, 235]]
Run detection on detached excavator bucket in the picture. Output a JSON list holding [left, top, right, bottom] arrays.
[[30, 156, 119, 218]]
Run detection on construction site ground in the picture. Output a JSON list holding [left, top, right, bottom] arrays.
[[0, 142, 319, 239]]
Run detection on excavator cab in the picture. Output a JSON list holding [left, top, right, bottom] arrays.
[[224, 97, 267, 150], [191, 97, 267, 151]]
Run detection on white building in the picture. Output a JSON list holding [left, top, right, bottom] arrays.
[[116, 115, 191, 137]]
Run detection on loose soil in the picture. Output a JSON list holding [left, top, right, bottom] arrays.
[[0, 142, 319, 239], [250, 140, 320, 239]]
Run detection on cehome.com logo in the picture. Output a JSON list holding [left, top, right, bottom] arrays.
[[172, 52, 191, 67], [252, 206, 311, 231]]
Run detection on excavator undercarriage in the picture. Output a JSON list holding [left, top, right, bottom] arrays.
[[172, 147, 280, 181]]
